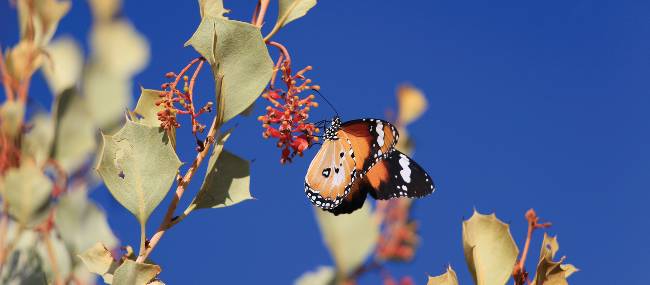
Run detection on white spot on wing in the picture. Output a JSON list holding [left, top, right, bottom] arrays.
[[375, 121, 385, 147], [398, 154, 412, 183]]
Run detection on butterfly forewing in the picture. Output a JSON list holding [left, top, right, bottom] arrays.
[[365, 150, 435, 199], [305, 131, 357, 209], [341, 119, 399, 174]]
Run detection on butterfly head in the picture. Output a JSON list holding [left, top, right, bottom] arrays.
[[324, 116, 342, 141]]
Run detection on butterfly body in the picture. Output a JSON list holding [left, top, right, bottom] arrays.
[[305, 117, 435, 215]]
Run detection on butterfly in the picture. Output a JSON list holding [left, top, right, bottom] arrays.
[[305, 116, 435, 215]]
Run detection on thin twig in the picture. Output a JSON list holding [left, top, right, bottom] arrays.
[[267, 41, 292, 66], [136, 114, 221, 263], [251, 0, 261, 24], [188, 59, 206, 133], [513, 209, 552, 285], [0, 224, 24, 273], [269, 54, 284, 89], [41, 232, 62, 285], [255, 0, 270, 27], [0, 47, 15, 101]]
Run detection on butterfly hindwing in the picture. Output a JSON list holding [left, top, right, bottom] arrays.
[[341, 119, 399, 174], [365, 150, 435, 200], [325, 176, 370, 215], [305, 131, 357, 210]]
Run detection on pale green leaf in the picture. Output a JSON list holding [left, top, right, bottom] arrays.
[[315, 201, 379, 275], [4, 42, 43, 82], [83, 63, 132, 130], [427, 266, 459, 285], [96, 119, 181, 225], [185, 17, 273, 122], [133, 88, 164, 128], [42, 37, 84, 95], [71, 261, 98, 285], [55, 188, 118, 254], [462, 210, 519, 285], [532, 234, 578, 285], [90, 20, 150, 77], [17, 0, 71, 46], [294, 266, 335, 285], [36, 231, 72, 283], [51, 89, 97, 174], [21, 114, 54, 166], [1, 163, 52, 227], [192, 147, 252, 209], [0, 246, 48, 285], [78, 242, 119, 284], [88, 0, 122, 22], [0, 224, 45, 284], [0, 100, 25, 139], [277, 0, 317, 28], [397, 84, 427, 126], [199, 0, 229, 19], [112, 260, 160, 285]]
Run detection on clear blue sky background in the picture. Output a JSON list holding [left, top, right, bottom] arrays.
[[2, 1, 649, 284]]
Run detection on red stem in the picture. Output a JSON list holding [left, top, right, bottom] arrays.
[[267, 41, 292, 65], [513, 209, 552, 285], [255, 0, 270, 27]]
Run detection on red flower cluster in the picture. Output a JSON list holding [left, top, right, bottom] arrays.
[[155, 58, 212, 135], [258, 63, 320, 163], [376, 200, 419, 261], [383, 276, 415, 285]]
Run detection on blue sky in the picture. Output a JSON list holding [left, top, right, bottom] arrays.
[[2, 0, 649, 284]]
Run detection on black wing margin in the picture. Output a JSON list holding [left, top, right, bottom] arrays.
[[365, 150, 435, 200]]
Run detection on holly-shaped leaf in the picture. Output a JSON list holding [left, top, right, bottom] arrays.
[[315, 201, 379, 276], [185, 17, 273, 123], [277, 0, 317, 28], [427, 266, 459, 285], [55, 188, 118, 254], [96, 119, 181, 226], [133, 88, 165, 128], [462, 210, 519, 285], [192, 148, 252, 209], [198, 0, 229, 19], [1, 162, 52, 227], [112, 260, 160, 285], [532, 233, 578, 285], [78, 242, 119, 284], [295, 266, 335, 285]]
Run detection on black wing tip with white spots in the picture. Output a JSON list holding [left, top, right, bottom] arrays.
[[368, 151, 436, 200]]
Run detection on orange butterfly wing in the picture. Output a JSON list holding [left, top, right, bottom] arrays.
[[341, 119, 399, 174], [304, 130, 357, 210]]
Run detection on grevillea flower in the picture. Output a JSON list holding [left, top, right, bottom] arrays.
[[376, 199, 420, 261], [259, 63, 319, 163], [155, 59, 212, 135]]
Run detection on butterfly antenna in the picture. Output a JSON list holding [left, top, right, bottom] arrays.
[[311, 88, 339, 117]]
